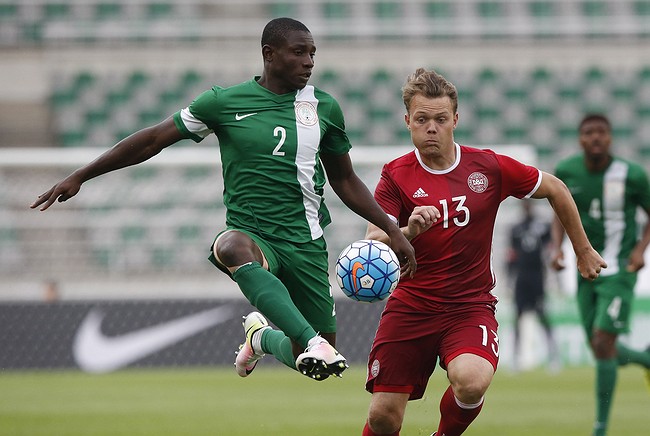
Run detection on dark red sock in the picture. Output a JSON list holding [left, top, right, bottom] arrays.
[[362, 421, 400, 436], [437, 385, 483, 436]]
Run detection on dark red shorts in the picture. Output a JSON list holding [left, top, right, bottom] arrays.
[[365, 297, 499, 400]]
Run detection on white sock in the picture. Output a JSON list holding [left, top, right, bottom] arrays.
[[251, 326, 270, 355]]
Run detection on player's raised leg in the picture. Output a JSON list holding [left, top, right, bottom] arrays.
[[235, 311, 271, 377], [296, 335, 348, 380]]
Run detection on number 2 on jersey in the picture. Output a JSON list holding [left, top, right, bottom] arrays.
[[273, 126, 286, 156]]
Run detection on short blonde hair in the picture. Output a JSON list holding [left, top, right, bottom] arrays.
[[402, 68, 458, 114]]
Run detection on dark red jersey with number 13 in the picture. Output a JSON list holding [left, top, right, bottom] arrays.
[[374, 144, 541, 311]]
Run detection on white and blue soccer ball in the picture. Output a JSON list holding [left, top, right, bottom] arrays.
[[335, 239, 401, 303]]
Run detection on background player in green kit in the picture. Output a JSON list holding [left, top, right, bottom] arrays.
[[30, 17, 416, 382], [551, 114, 650, 436]]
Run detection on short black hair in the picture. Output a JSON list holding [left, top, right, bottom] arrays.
[[579, 113, 611, 131], [261, 17, 310, 47]]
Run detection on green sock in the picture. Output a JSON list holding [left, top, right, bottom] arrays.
[[616, 342, 650, 367], [232, 262, 317, 348], [260, 329, 296, 369], [594, 358, 617, 436]]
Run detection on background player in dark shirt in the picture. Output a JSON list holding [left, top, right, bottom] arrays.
[[507, 200, 559, 372]]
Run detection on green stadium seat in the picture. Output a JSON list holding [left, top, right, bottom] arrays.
[[530, 67, 552, 83], [453, 125, 474, 144], [139, 108, 166, 125], [635, 1, 650, 15], [121, 225, 147, 241], [478, 68, 500, 83], [75, 71, 96, 87], [584, 67, 606, 82], [105, 89, 132, 108], [125, 70, 151, 90], [529, 1, 555, 17], [504, 126, 528, 143], [21, 22, 44, 43], [0, 227, 17, 244], [176, 224, 201, 241], [129, 166, 158, 180], [43, 3, 71, 20], [611, 84, 635, 101], [0, 3, 18, 19], [50, 89, 78, 108], [92, 248, 114, 268], [639, 66, 650, 82], [374, 1, 401, 19], [151, 247, 174, 267], [612, 126, 635, 140], [85, 107, 110, 126], [477, 1, 502, 18], [178, 70, 203, 88], [146, 2, 174, 19], [95, 2, 122, 20], [558, 126, 578, 143], [268, 2, 296, 17], [557, 86, 581, 101], [504, 85, 528, 103], [425, 1, 452, 18], [476, 106, 501, 121], [322, 2, 349, 19], [60, 130, 87, 147], [582, 0, 608, 17], [529, 106, 553, 120]]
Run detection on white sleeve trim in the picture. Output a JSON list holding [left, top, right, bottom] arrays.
[[180, 107, 213, 139], [524, 169, 543, 198]]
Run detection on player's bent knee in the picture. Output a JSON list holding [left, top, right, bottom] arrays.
[[448, 355, 494, 402], [367, 410, 402, 435], [213, 230, 268, 271], [367, 393, 407, 434]]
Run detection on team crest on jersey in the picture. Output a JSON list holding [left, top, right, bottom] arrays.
[[295, 101, 318, 126], [467, 172, 488, 193], [371, 359, 380, 377]]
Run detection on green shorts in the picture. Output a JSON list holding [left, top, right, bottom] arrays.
[[208, 229, 336, 334], [576, 270, 637, 338]]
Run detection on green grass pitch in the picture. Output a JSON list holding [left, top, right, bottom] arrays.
[[1, 365, 647, 435]]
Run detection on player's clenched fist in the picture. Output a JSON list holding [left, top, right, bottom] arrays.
[[406, 205, 441, 240]]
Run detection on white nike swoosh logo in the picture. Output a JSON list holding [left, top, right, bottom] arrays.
[[235, 112, 257, 121], [73, 305, 234, 373]]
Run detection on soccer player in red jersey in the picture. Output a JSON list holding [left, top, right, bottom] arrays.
[[361, 68, 607, 436]]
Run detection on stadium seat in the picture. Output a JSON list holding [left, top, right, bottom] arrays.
[[94, 2, 122, 20], [267, 2, 296, 17], [477, 0, 503, 18], [146, 2, 174, 19], [425, 1, 452, 18], [374, 1, 401, 19], [528, 1, 555, 17], [582, 0, 608, 17], [322, 1, 349, 19], [0, 2, 18, 19], [636, 0, 650, 15]]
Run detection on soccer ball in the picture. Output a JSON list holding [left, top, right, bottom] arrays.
[[335, 239, 401, 303]]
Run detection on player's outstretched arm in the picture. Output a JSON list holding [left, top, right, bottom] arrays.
[[628, 206, 650, 272], [549, 216, 567, 271], [31, 117, 184, 211], [532, 171, 606, 280], [321, 151, 416, 277]]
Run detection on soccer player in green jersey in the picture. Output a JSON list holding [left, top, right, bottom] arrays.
[[30, 17, 416, 382], [551, 114, 650, 436]]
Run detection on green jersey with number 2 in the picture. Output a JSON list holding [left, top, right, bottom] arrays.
[[173, 77, 351, 243]]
